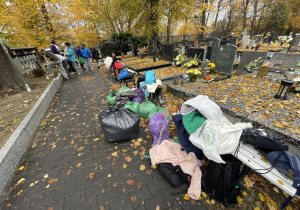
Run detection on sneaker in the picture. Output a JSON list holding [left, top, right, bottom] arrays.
[[89, 69, 93, 71]]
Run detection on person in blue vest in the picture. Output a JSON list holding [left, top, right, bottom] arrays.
[[65, 42, 79, 74], [76, 46, 85, 71], [81, 44, 92, 71]]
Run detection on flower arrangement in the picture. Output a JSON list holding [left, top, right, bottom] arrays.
[[208, 62, 216, 73], [186, 69, 201, 79], [174, 53, 184, 66]]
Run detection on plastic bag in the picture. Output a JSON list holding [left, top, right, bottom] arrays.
[[117, 85, 130, 94], [240, 128, 288, 151], [104, 57, 113, 69], [132, 89, 145, 104], [115, 90, 139, 107], [106, 89, 116, 105], [79, 56, 85, 64], [138, 99, 156, 118], [124, 101, 140, 113], [118, 69, 129, 80], [99, 107, 140, 142], [148, 106, 170, 121]]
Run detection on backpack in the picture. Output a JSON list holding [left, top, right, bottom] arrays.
[[159, 163, 188, 187], [200, 155, 246, 205]]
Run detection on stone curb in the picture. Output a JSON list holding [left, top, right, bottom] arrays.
[[0, 75, 63, 196], [166, 84, 300, 156]]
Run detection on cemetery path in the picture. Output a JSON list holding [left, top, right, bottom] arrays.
[[0, 65, 209, 210]]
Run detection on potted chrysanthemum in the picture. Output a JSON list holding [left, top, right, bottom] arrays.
[[186, 69, 201, 82], [208, 62, 216, 74]]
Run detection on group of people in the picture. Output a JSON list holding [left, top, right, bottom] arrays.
[[40, 39, 102, 80]]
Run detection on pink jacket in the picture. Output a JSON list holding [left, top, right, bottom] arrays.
[[149, 141, 202, 199]]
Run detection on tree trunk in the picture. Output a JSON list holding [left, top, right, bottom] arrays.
[[150, 0, 159, 56], [225, 0, 233, 36], [0, 42, 27, 91], [243, 0, 250, 32], [214, 0, 222, 29], [167, 16, 171, 44], [251, 0, 258, 36], [40, 2, 55, 38], [200, 0, 208, 40]]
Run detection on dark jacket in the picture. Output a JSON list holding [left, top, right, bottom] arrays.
[[76, 48, 82, 57], [173, 114, 204, 160], [50, 44, 60, 54], [92, 48, 100, 59], [45, 50, 60, 62]]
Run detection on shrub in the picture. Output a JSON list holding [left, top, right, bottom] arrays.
[[32, 68, 45, 77]]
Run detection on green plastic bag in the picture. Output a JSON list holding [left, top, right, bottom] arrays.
[[79, 56, 85, 65], [124, 102, 140, 113], [138, 99, 156, 118], [148, 107, 170, 121], [117, 85, 130, 94], [107, 89, 116, 105]]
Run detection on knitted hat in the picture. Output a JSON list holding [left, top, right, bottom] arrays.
[[182, 110, 206, 135]]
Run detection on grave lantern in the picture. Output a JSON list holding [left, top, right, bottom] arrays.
[[274, 79, 294, 100]]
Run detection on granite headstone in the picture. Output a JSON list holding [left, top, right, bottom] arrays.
[[187, 47, 205, 60], [288, 33, 300, 53], [242, 35, 250, 47], [162, 44, 176, 62], [258, 65, 270, 76], [236, 51, 267, 75], [210, 39, 237, 75]]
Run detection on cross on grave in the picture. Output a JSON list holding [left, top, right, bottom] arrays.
[[210, 39, 237, 76]]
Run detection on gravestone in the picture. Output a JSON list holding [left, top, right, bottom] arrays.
[[288, 33, 300, 53], [229, 38, 237, 45], [248, 40, 255, 47], [162, 44, 176, 62], [258, 65, 269, 76], [236, 51, 267, 75], [270, 53, 300, 69], [241, 30, 250, 47], [187, 47, 205, 60], [255, 35, 263, 43], [210, 39, 237, 75]]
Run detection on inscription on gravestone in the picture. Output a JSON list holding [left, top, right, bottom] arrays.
[[210, 39, 237, 75]]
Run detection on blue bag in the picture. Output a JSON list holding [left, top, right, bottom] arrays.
[[118, 69, 129, 80], [145, 71, 156, 84]]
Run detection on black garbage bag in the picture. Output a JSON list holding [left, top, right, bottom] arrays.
[[240, 128, 288, 152], [115, 90, 139, 107], [99, 107, 140, 143]]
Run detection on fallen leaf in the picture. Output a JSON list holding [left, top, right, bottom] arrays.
[[137, 138, 143, 142], [146, 169, 152, 175], [242, 191, 248, 196], [244, 175, 254, 187], [237, 196, 243, 205], [16, 178, 25, 186], [198, 196, 203, 200], [44, 174, 49, 179], [259, 193, 265, 201], [107, 174, 111, 177], [183, 194, 190, 200], [29, 183, 34, 187], [126, 180, 134, 185], [77, 146, 84, 152], [137, 183, 142, 189], [273, 187, 279, 193], [123, 164, 127, 168], [112, 152, 118, 157], [16, 190, 23, 196], [94, 138, 99, 142], [206, 199, 211, 205], [156, 205, 160, 210], [131, 196, 137, 202], [76, 163, 81, 168], [45, 184, 50, 188], [140, 165, 146, 170], [89, 173, 95, 178], [125, 156, 132, 162], [78, 153, 83, 156], [277, 180, 283, 185], [211, 199, 215, 204], [48, 179, 58, 183], [202, 192, 207, 198], [18, 166, 25, 170], [254, 207, 260, 210], [67, 170, 71, 176]]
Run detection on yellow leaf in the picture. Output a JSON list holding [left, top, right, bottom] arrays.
[[273, 187, 279, 193], [18, 166, 24, 170], [242, 191, 248, 196], [254, 207, 260, 210], [152, 165, 157, 169], [16, 178, 25, 186], [123, 164, 127, 168], [44, 174, 48, 179], [273, 121, 284, 128], [140, 165, 146, 170], [48, 179, 58, 183], [29, 183, 34, 187], [206, 199, 211, 205], [259, 193, 265, 201], [237, 196, 243, 204], [94, 138, 99, 142], [201, 192, 207, 198], [137, 138, 143, 142], [76, 163, 81, 168], [286, 206, 293, 210], [198, 196, 203, 200], [107, 174, 111, 177], [277, 180, 283, 185], [16, 190, 23, 196], [112, 152, 118, 157], [45, 184, 50, 188], [183, 194, 190, 200], [211, 199, 215, 204], [89, 173, 95, 178]]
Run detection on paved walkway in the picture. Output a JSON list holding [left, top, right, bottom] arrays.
[[0, 66, 208, 210]]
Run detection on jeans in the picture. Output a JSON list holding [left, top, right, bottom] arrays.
[[47, 60, 68, 79], [68, 60, 79, 73], [62, 60, 70, 77], [84, 57, 92, 70], [95, 59, 100, 68]]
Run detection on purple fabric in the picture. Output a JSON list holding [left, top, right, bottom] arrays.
[[50, 44, 60, 54], [149, 113, 170, 145], [132, 89, 145, 104]]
